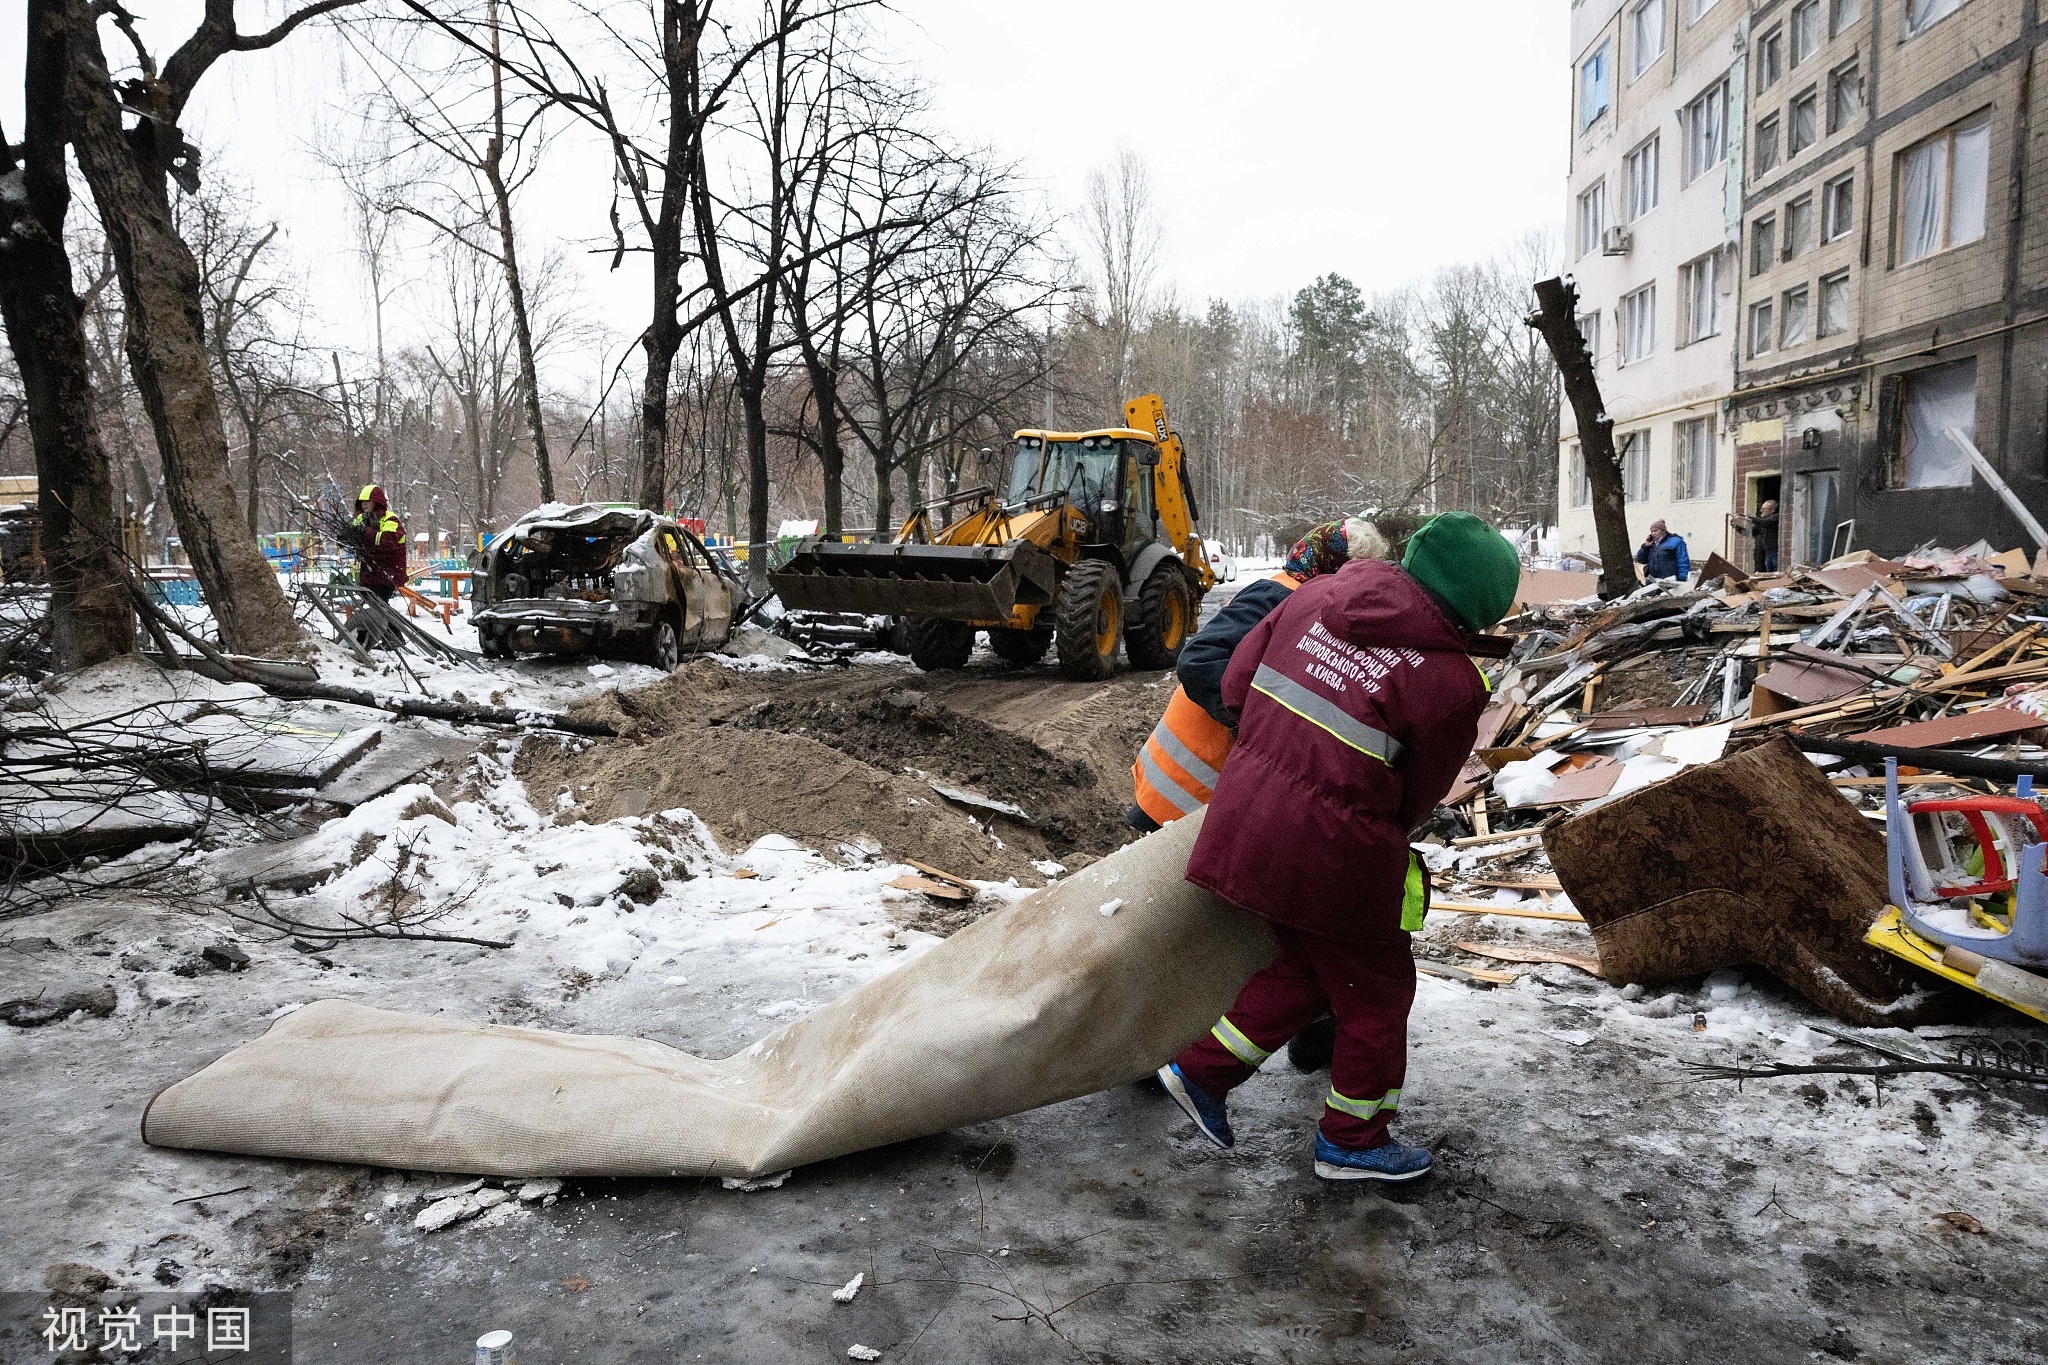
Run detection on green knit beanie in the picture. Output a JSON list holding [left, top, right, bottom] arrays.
[[1400, 512, 1521, 631]]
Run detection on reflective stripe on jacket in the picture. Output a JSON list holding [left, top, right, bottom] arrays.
[[1130, 570, 1300, 826]]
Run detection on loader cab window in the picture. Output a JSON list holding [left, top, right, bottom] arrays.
[[1008, 436, 1120, 513], [1122, 440, 1157, 554]]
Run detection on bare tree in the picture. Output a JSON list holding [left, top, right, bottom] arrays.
[[57, 0, 356, 651], [1082, 144, 1162, 405], [0, 0, 132, 669]]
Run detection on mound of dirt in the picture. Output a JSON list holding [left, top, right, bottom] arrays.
[[729, 682, 1134, 858], [518, 725, 1053, 882]]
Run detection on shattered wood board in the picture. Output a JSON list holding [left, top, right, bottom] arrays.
[[1846, 707, 2046, 749], [1515, 568, 1601, 607], [1585, 705, 1711, 730], [1536, 758, 1621, 805], [1455, 942, 1604, 977], [1752, 655, 1872, 707]]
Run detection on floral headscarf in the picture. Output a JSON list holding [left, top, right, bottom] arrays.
[[1284, 521, 1352, 580]]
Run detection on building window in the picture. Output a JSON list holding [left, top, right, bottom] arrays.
[[1684, 79, 1730, 183], [1622, 284, 1657, 363], [1621, 431, 1652, 503], [1905, 0, 1969, 40], [1786, 193, 1815, 258], [1680, 251, 1724, 344], [1898, 114, 1991, 263], [1782, 284, 1811, 346], [1897, 358, 1977, 487], [1578, 311, 1603, 367], [1791, 1, 1822, 63], [1788, 88, 1819, 157], [1823, 173, 1855, 241], [1674, 417, 1716, 500], [1752, 214, 1778, 274], [1819, 268, 1851, 336], [1749, 300, 1775, 357], [1690, 0, 1719, 19], [1757, 26, 1784, 92], [1832, 0, 1863, 35], [1577, 181, 1606, 257], [1755, 114, 1782, 174], [1626, 136, 1661, 219], [1828, 61, 1863, 134], [1631, 1, 1666, 80], [1569, 445, 1591, 508], [1581, 41, 1613, 128]]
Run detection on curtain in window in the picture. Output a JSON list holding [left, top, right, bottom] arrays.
[[1907, 0, 1963, 37], [1632, 2, 1664, 78], [1901, 138, 1948, 262], [1951, 120, 1991, 245], [1819, 275, 1849, 336], [1782, 289, 1809, 346], [1902, 360, 1977, 488], [1790, 94, 1817, 154]]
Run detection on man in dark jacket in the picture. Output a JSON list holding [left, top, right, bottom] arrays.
[[1635, 519, 1691, 580], [1157, 512, 1520, 1182], [352, 484, 409, 601]]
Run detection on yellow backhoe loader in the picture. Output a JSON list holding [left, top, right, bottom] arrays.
[[771, 394, 1217, 679]]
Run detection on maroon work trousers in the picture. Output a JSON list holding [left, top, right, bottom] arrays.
[[1171, 922, 1416, 1149]]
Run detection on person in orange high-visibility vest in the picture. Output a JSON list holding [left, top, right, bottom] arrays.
[[1129, 517, 1405, 833]]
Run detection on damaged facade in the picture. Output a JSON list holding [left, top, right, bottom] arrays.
[[1562, 1, 2048, 570]]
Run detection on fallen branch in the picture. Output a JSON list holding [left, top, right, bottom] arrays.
[[124, 576, 616, 737], [218, 887, 513, 950], [1683, 1060, 2048, 1086], [1783, 731, 2048, 784]]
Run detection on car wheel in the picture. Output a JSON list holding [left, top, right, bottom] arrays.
[[647, 617, 681, 671]]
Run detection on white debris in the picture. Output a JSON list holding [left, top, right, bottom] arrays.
[[722, 1170, 792, 1192], [517, 1178, 563, 1203], [414, 1195, 479, 1232], [422, 1178, 484, 1201], [473, 1187, 511, 1209], [847, 1347, 882, 1362], [832, 1272, 864, 1303], [1098, 898, 1123, 917], [1542, 1028, 1596, 1047], [1706, 968, 1744, 1001], [587, 663, 617, 678], [1031, 859, 1065, 877]]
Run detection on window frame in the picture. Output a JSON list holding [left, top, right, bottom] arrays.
[[1788, 87, 1820, 158], [1581, 40, 1613, 129], [1626, 135, 1662, 220], [1673, 416, 1717, 501], [1569, 444, 1592, 508], [1756, 26, 1785, 93], [1578, 180, 1607, 257], [1749, 299, 1776, 357], [1785, 192, 1816, 258], [1791, 0, 1822, 64], [1752, 213, 1779, 274], [1782, 284, 1812, 347], [1621, 283, 1658, 364], [1689, 0, 1719, 20], [1894, 356, 1979, 489], [1904, 0, 1969, 41], [1683, 78, 1731, 184], [1818, 268, 1852, 337], [1827, 59, 1863, 135], [1630, 0, 1667, 81], [1823, 172, 1856, 242], [1679, 250, 1725, 346], [1831, 0, 1863, 36], [1620, 429, 1652, 503], [1895, 113, 1993, 265], [1755, 113, 1783, 175]]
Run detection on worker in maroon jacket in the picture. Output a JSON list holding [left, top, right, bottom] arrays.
[[352, 485, 408, 602], [1158, 512, 1521, 1182]]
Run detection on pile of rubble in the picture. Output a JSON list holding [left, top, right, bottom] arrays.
[[1419, 542, 2048, 1029]]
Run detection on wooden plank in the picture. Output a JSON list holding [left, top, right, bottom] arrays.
[[1447, 827, 1550, 849], [904, 858, 979, 893], [1457, 941, 1605, 977], [887, 874, 972, 902], [1845, 706, 2045, 749], [1463, 875, 1565, 892], [1429, 899, 1586, 923]]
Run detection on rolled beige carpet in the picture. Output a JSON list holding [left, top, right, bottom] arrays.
[[142, 810, 1275, 1178]]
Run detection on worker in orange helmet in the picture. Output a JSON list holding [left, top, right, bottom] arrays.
[[352, 485, 408, 602]]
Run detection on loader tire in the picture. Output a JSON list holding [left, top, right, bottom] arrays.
[[1055, 560, 1121, 681], [1125, 563, 1198, 670], [988, 625, 1052, 666], [907, 617, 975, 671]]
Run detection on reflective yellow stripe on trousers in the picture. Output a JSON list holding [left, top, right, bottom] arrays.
[[1210, 1016, 1271, 1067], [1326, 1086, 1403, 1120]]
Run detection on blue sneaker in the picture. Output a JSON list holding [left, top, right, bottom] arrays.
[[1313, 1132, 1433, 1182], [1157, 1063, 1234, 1149]]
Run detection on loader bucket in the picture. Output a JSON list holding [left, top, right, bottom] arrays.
[[769, 537, 1063, 621]]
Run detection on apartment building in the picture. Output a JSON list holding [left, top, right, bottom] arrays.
[[1730, 0, 2048, 569], [1557, 0, 1747, 568]]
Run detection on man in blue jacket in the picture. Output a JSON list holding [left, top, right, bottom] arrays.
[[1635, 520, 1691, 580]]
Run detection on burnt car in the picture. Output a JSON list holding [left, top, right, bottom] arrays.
[[471, 503, 753, 667]]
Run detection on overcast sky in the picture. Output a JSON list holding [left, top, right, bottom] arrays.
[[4, 1, 1567, 381]]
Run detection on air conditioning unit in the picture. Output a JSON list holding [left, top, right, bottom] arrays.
[[1602, 226, 1634, 256]]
